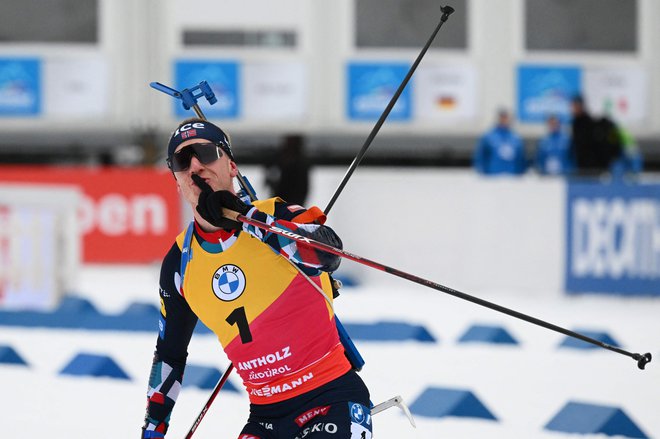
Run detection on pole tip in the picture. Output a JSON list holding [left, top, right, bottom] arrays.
[[441, 5, 455, 16], [635, 352, 652, 370]]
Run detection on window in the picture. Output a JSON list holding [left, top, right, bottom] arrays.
[[356, 0, 468, 49], [0, 0, 98, 44], [525, 0, 637, 52], [183, 30, 296, 48]]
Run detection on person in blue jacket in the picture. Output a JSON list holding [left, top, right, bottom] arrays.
[[473, 108, 527, 175], [535, 114, 574, 175], [610, 125, 643, 178]]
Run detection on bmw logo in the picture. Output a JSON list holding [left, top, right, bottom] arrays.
[[212, 264, 246, 301], [350, 403, 365, 423]]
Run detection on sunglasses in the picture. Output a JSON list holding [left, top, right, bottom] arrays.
[[167, 142, 226, 172]]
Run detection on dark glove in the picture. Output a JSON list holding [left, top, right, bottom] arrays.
[[192, 174, 250, 230]]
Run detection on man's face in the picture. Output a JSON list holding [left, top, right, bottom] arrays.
[[172, 138, 238, 209], [571, 101, 583, 116], [498, 112, 510, 127]]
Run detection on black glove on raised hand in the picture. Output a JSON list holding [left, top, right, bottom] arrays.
[[192, 174, 250, 230]]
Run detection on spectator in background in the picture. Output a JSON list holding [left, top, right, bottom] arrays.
[[264, 134, 310, 206], [535, 114, 573, 176], [599, 101, 643, 178], [570, 94, 597, 174], [611, 125, 644, 178], [473, 108, 527, 175], [570, 94, 623, 176]]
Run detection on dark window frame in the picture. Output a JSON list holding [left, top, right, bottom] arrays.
[[0, 0, 99, 44], [355, 0, 468, 50], [524, 0, 638, 53]]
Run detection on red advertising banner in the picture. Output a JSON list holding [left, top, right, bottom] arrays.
[[0, 166, 181, 263]]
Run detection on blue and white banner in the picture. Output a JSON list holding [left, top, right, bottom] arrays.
[[243, 61, 307, 120], [517, 64, 580, 124], [0, 57, 41, 116], [174, 60, 239, 118], [566, 181, 660, 295], [347, 62, 411, 121]]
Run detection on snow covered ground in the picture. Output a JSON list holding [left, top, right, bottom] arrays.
[[2, 264, 659, 438]]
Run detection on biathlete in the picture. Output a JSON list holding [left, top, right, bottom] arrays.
[[141, 118, 372, 439]]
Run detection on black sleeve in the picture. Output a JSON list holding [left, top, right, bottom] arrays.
[[271, 200, 313, 221], [156, 243, 198, 367], [141, 243, 198, 437], [243, 200, 343, 273]]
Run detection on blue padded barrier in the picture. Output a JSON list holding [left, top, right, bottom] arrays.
[[409, 387, 497, 421], [0, 296, 102, 329], [544, 401, 648, 438], [559, 329, 620, 350], [86, 302, 162, 332], [0, 299, 433, 343], [184, 364, 238, 392], [0, 298, 213, 333], [0, 309, 67, 328], [56, 296, 100, 314], [193, 320, 213, 335], [59, 352, 131, 380], [0, 345, 28, 366], [0, 298, 157, 331], [457, 324, 518, 345], [342, 321, 436, 342], [120, 302, 160, 319]]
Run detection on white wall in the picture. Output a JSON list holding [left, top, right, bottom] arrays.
[[240, 166, 566, 296]]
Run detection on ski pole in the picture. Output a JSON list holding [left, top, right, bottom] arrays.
[[324, 5, 455, 215], [184, 364, 234, 439], [236, 213, 653, 370]]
